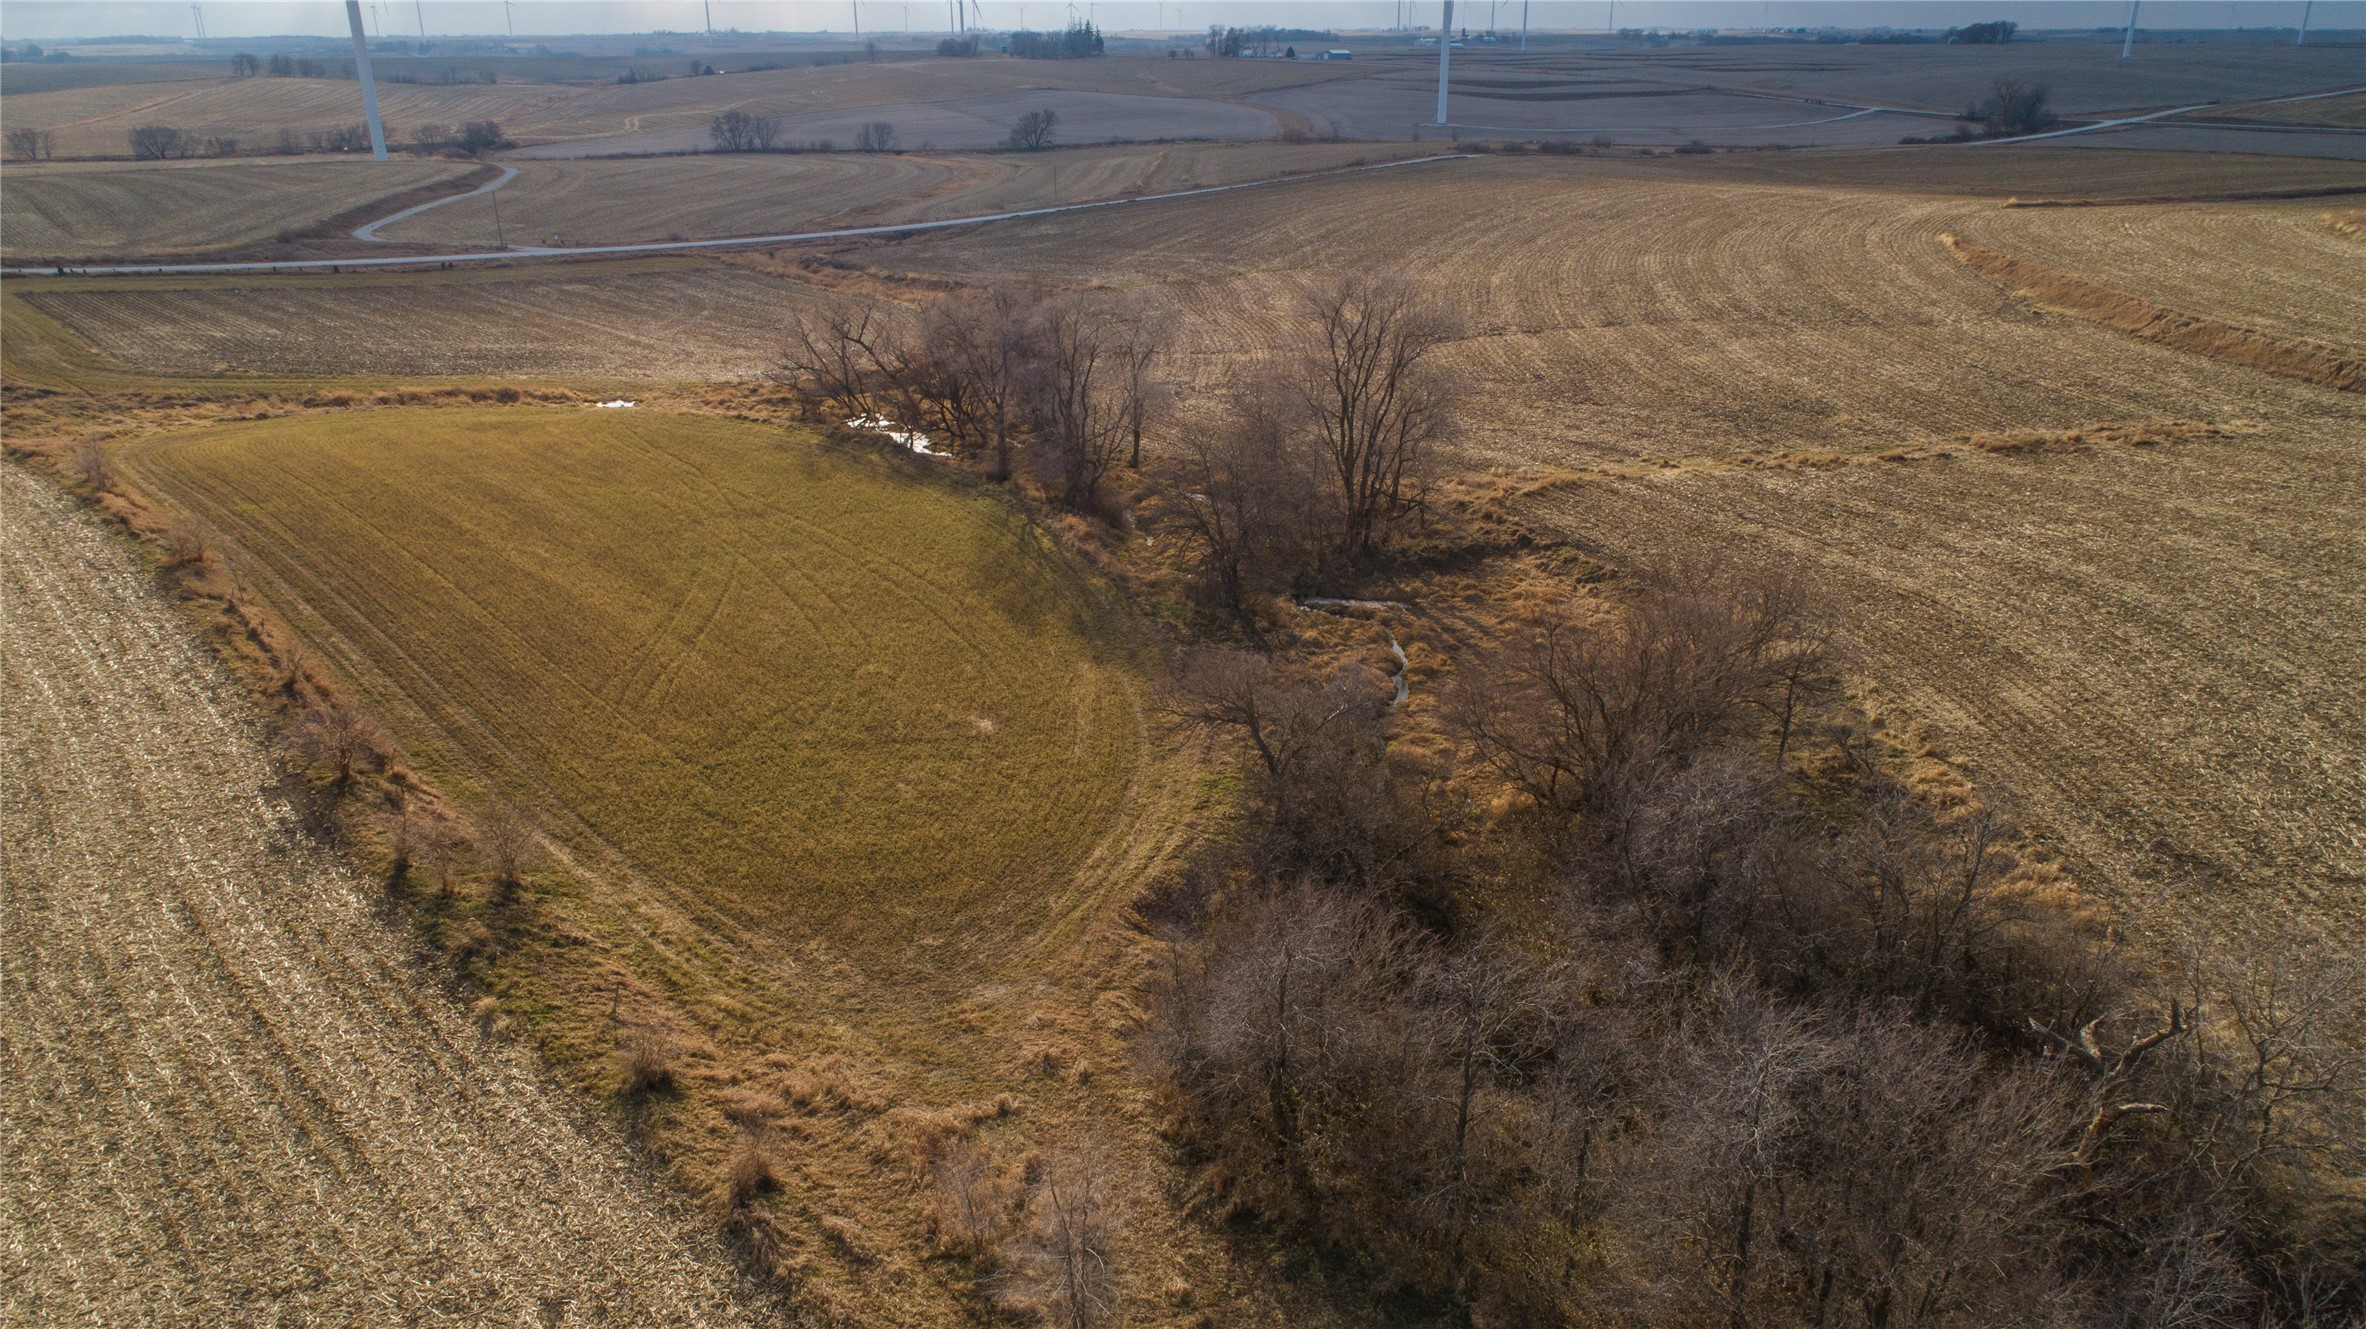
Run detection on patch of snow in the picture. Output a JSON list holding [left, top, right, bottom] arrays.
[[1387, 633, 1410, 711], [594, 399, 638, 409], [1297, 597, 1410, 613], [847, 415, 940, 457]]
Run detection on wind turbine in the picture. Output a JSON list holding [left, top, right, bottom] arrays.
[[189, 4, 206, 40], [1520, 0, 1528, 49], [2297, 0, 2313, 44], [1436, 0, 1453, 125], [416, 0, 427, 38], [2120, 0, 2139, 57], [504, 0, 515, 36], [344, 0, 389, 160]]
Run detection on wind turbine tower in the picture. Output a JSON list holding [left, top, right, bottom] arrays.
[[2121, 0, 2140, 57], [344, 0, 389, 160], [1436, 0, 1453, 125], [1520, 0, 1529, 49], [190, 4, 207, 39], [2297, 0, 2313, 44], [415, 0, 427, 37]]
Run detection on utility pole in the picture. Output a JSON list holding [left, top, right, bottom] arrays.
[[2121, 0, 2139, 57], [344, 0, 389, 160], [2297, 0, 2312, 44], [1436, 0, 1453, 125]]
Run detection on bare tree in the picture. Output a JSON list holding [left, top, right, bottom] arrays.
[[128, 124, 185, 160], [6, 126, 50, 161], [1005, 108, 1059, 150], [853, 120, 899, 152], [1024, 296, 1153, 512], [1170, 650, 1381, 810], [1169, 402, 1310, 612], [298, 695, 384, 791], [1974, 79, 2056, 135], [918, 284, 1039, 478], [478, 802, 537, 895], [65, 437, 116, 493], [1627, 982, 2081, 1329], [776, 296, 899, 421], [1006, 1143, 1124, 1328], [1286, 274, 1460, 564], [927, 1136, 1017, 1257], [1116, 321, 1163, 470], [708, 108, 781, 152], [416, 820, 473, 899], [1450, 562, 1808, 829]]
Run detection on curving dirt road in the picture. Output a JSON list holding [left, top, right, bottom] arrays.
[[7, 152, 1475, 276], [0, 464, 778, 1327]]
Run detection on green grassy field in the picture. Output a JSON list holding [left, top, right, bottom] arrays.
[[105, 404, 1241, 1324], [123, 408, 1145, 957]]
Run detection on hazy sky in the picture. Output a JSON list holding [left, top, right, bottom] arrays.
[[5, 0, 2360, 40]]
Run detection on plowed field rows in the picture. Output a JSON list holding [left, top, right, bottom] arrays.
[[377, 140, 1425, 245], [1, 156, 473, 258], [4, 75, 564, 158], [1, 56, 1362, 159], [379, 150, 965, 246], [0, 462, 776, 1328], [23, 263, 810, 379], [1963, 200, 2366, 358], [874, 154, 2353, 461], [1532, 402, 2366, 942]]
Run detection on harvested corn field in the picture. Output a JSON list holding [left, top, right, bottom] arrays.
[[0, 462, 778, 1328], [0, 157, 477, 259], [373, 141, 1429, 247], [1533, 399, 2366, 945], [869, 152, 2363, 463], [17, 260, 810, 379]]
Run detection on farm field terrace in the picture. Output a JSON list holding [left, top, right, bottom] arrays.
[[370, 140, 1432, 248], [0, 156, 479, 260]]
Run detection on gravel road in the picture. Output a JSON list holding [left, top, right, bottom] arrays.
[[0, 463, 777, 1327]]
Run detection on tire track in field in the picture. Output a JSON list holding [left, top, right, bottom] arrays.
[[0, 463, 780, 1328]]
